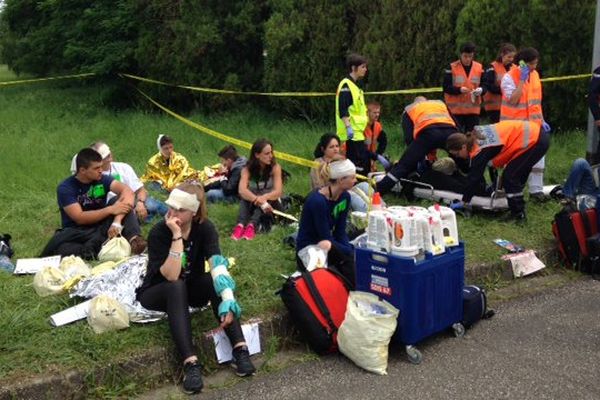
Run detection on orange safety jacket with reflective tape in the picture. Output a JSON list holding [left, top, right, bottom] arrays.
[[500, 68, 543, 126], [469, 120, 540, 168], [364, 121, 382, 153], [483, 61, 512, 112], [405, 100, 456, 139], [444, 60, 483, 115]]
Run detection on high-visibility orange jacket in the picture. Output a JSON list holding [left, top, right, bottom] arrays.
[[364, 121, 382, 153], [444, 60, 483, 115], [405, 100, 456, 138], [469, 120, 540, 168], [500, 68, 543, 126], [483, 61, 511, 112]]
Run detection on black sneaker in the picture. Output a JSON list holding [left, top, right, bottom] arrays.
[[529, 192, 550, 203], [231, 346, 256, 377], [182, 361, 203, 394]]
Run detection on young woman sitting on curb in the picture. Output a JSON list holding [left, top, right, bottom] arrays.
[[137, 183, 255, 394], [231, 138, 284, 240]]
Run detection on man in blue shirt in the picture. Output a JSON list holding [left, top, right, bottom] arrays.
[[41, 148, 146, 258]]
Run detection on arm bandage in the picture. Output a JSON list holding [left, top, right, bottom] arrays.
[[210, 255, 241, 318]]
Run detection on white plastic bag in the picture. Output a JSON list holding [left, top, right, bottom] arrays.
[[297, 245, 327, 271], [59, 255, 91, 278], [98, 236, 131, 262], [337, 291, 399, 375], [33, 266, 67, 297], [87, 294, 130, 334]]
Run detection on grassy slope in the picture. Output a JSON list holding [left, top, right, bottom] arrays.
[[0, 70, 587, 385]]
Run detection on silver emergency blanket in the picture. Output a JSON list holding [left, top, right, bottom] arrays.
[[70, 255, 165, 323]]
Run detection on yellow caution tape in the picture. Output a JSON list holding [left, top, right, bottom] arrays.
[[131, 84, 372, 182], [0, 72, 96, 87], [121, 73, 334, 97], [540, 73, 591, 83], [122, 72, 593, 97]]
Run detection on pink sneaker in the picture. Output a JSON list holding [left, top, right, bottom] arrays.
[[230, 224, 244, 240], [242, 224, 256, 240]]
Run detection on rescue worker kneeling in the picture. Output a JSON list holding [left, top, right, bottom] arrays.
[[446, 120, 550, 222]]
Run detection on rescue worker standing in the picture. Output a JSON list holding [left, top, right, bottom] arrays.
[[376, 97, 459, 194], [446, 120, 550, 222], [336, 53, 369, 174], [443, 42, 485, 133], [482, 43, 517, 123], [500, 47, 551, 202], [587, 65, 600, 163], [364, 101, 390, 172]]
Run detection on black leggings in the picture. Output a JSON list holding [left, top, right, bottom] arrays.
[[138, 273, 245, 361], [377, 126, 456, 193]]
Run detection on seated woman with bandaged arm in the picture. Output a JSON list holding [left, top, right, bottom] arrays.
[[136, 183, 255, 394]]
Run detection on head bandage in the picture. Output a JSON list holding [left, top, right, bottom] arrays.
[[329, 159, 356, 179], [95, 143, 111, 159], [156, 134, 165, 152], [165, 189, 200, 212]]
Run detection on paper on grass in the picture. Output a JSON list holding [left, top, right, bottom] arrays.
[[49, 299, 91, 327], [211, 321, 261, 363], [502, 250, 546, 278], [14, 255, 61, 275]]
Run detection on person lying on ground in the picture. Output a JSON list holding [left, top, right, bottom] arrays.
[[41, 148, 146, 259], [376, 96, 460, 194], [88, 141, 167, 223], [297, 159, 358, 287], [231, 138, 284, 240], [141, 134, 198, 192], [446, 120, 550, 222], [311, 133, 370, 212], [204, 145, 248, 204], [561, 158, 600, 200], [136, 183, 255, 395]]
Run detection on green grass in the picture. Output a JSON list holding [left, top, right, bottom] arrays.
[[0, 67, 588, 393]]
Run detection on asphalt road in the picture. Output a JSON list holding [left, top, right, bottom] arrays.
[[141, 278, 600, 400]]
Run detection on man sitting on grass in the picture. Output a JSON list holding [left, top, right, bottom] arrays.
[[41, 148, 147, 259]]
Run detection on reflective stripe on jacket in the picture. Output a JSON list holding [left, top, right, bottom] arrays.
[[444, 60, 483, 115], [500, 68, 543, 126], [405, 100, 456, 138], [469, 120, 540, 168], [335, 78, 368, 141]]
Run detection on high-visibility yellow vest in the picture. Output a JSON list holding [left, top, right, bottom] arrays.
[[335, 78, 368, 141]]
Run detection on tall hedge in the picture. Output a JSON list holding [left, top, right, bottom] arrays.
[[455, 0, 595, 130], [0, 0, 595, 129]]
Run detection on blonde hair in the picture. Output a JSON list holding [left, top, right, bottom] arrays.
[[174, 182, 207, 223], [318, 154, 345, 184]]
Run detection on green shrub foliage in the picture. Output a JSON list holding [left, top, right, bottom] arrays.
[[0, 0, 595, 128]]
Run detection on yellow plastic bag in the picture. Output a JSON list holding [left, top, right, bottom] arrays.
[[337, 291, 399, 375], [98, 236, 131, 262], [33, 266, 67, 297], [87, 294, 130, 334], [90, 260, 117, 276]]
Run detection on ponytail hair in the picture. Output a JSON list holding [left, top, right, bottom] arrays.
[[446, 130, 483, 153]]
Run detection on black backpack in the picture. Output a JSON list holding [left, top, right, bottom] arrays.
[[462, 285, 495, 328]]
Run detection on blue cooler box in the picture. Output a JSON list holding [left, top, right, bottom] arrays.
[[355, 243, 464, 346]]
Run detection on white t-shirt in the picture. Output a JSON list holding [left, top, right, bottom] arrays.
[[103, 161, 143, 202], [500, 73, 517, 99]]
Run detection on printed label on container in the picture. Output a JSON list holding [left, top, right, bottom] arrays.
[[370, 283, 392, 296], [371, 274, 389, 287], [371, 265, 386, 273]]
